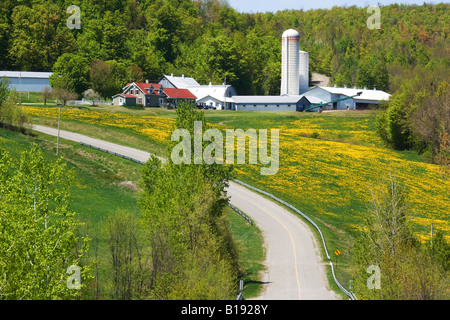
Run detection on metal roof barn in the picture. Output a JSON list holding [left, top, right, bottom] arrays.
[[0, 71, 53, 92]]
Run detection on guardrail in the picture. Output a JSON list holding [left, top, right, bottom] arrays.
[[330, 262, 357, 300], [228, 203, 253, 225], [232, 179, 357, 300], [233, 179, 330, 259], [78, 141, 356, 300], [80, 142, 146, 165]]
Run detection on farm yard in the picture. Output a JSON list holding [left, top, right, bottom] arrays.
[[0, 0, 447, 302]]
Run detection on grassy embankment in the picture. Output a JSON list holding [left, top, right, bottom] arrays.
[[0, 125, 264, 299]]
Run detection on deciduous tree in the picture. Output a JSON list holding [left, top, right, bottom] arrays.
[[0, 145, 91, 299], [139, 102, 237, 300], [352, 172, 449, 300], [41, 86, 53, 106], [50, 53, 90, 96]]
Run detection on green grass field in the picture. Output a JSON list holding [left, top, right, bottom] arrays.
[[21, 104, 450, 294]]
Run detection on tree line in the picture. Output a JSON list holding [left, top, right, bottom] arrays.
[[375, 69, 449, 171], [0, 1, 448, 97]]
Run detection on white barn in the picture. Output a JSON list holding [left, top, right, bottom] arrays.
[[0, 71, 53, 92], [305, 86, 391, 110], [230, 95, 303, 112]]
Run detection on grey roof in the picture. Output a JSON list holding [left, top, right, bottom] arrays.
[[317, 86, 390, 102], [301, 96, 328, 104], [162, 75, 201, 88], [0, 71, 53, 79], [231, 95, 304, 104]]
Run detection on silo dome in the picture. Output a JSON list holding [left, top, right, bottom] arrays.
[[282, 29, 300, 38]]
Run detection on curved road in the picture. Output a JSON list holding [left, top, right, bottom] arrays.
[[33, 125, 338, 300]]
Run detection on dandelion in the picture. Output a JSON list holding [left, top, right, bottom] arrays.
[[25, 106, 450, 242]]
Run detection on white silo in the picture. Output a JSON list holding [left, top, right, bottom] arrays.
[[299, 50, 309, 94], [281, 29, 300, 96]]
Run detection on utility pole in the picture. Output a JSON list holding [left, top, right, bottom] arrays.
[[19, 72, 22, 105], [431, 222, 434, 247], [236, 279, 244, 300], [223, 76, 227, 110], [56, 104, 61, 156]]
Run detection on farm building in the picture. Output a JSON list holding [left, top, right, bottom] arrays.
[[230, 95, 304, 111], [112, 81, 196, 108], [158, 74, 201, 89], [223, 29, 390, 112], [157, 75, 237, 110], [228, 86, 390, 112], [297, 96, 329, 112], [305, 86, 391, 110], [0, 71, 52, 92], [112, 94, 137, 107]]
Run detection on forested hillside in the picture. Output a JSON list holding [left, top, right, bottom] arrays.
[[0, 0, 448, 96]]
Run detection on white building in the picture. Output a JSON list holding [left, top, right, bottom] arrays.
[[0, 71, 53, 92], [227, 86, 390, 112], [158, 74, 201, 88], [157, 74, 237, 110], [305, 86, 391, 110], [280, 29, 310, 96], [230, 95, 303, 112]]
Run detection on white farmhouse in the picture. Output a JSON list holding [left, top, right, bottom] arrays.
[[157, 75, 237, 110]]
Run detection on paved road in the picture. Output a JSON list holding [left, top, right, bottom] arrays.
[[227, 183, 337, 300], [33, 125, 338, 300]]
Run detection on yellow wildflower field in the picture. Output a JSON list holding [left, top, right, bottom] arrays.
[[281, 117, 383, 146], [235, 129, 449, 242], [25, 106, 175, 145], [25, 106, 449, 242]]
